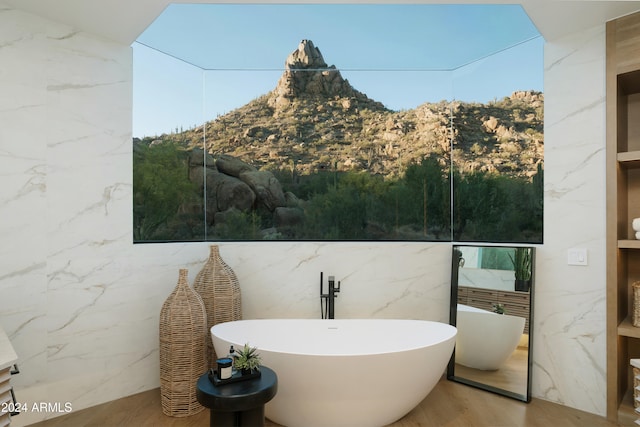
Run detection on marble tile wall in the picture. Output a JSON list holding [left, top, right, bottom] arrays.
[[458, 268, 514, 292], [534, 25, 608, 415], [0, 3, 610, 425]]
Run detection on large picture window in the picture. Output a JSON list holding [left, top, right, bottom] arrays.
[[133, 4, 543, 243]]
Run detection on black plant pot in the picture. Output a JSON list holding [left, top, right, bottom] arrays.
[[515, 279, 531, 292], [240, 368, 261, 380]]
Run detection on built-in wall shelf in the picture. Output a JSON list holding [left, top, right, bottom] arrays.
[[618, 317, 640, 338], [607, 11, 640, 424], [618, 389, 637, 427], [618, 151, 640, 166], [618, 240, 640, 249]]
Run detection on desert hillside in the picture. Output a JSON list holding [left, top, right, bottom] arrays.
[[133, 39, 543, 242], [138, 39, 543, 180]]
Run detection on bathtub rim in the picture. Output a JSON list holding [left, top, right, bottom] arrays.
[[211, 318, 457, 357]]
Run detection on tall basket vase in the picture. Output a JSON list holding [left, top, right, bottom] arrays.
[[194, 245, 242, 369], [159, 269, 207, 417], [634, 281, 640, 327]]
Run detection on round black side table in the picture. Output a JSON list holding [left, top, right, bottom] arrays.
[[196, 366, 278, 427]]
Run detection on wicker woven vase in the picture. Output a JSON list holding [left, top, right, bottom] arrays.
[[194, 245, 242, 368], [634, 282, 640, 327], [159, 269, 207, 417]]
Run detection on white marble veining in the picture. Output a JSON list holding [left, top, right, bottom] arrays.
[[231, 242, 452, 321], [458, 268, 514, 291], [0, 3, 615, 425], [533, 24, 608, 415]]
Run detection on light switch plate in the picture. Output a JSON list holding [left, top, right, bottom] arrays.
[[567, 248, 588, 266]]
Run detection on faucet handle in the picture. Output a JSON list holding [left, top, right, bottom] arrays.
[[328, 276, 340, 292]]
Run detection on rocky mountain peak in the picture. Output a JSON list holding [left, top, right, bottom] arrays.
[[285, 39, 328, 69], [268, 39, 369, 110]]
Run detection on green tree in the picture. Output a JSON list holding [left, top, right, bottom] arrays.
[[133, 142, 200, 241], [399, 157, 451, 238], [452, 166, 542, 243], [212, 210, 263, 240], [302, 171, 387, 239]]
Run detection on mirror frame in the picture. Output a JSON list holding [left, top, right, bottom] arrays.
[[447, 244, 535, 402]]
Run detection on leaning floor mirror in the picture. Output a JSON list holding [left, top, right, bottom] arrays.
[[447, 244, 535, 402]]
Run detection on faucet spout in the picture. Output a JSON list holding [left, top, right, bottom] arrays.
[[320, 273, 340, 319], [328, 276, 339, 319]]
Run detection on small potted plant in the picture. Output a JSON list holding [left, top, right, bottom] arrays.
[[492, 303, 506, 315], [234, 343, 262, 375], [509, 247, 532, 292]]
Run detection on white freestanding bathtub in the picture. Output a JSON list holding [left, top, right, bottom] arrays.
[[455, 304, 525, 371], [211, 319, 456, 427]]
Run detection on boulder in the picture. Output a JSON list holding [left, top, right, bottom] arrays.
[[189, 148, 216, 167], [274, 207, 304, 228], [483, 116, 499, 132], [239, 170, 286, 211], [212, 172, 256, 212], [189, 163, 217, 187], [216, 154, 257, 178]]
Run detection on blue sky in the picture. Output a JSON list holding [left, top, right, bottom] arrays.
[[133, 4, 543, 138]]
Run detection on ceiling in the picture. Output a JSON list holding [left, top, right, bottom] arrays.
[[4, 0, 640, 46]]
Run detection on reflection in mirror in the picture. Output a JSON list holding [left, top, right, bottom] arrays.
[[447, 244, 534, 402]]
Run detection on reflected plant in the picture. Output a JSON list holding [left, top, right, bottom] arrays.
[[509, 247, 532, 281]]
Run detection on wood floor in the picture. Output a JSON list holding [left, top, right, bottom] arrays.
[[28, 378, 622, 427], [454, 346, 529, 396]]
